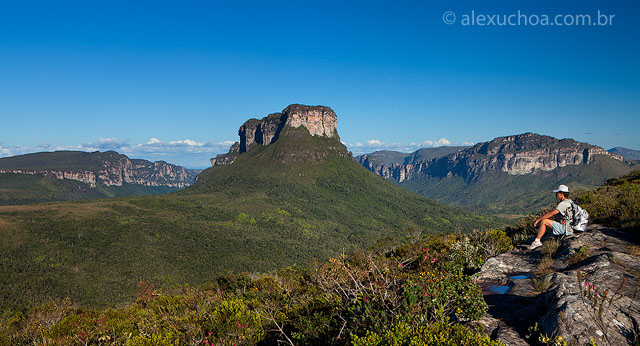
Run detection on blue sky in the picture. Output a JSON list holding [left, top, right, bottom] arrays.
[[1, 0, 638, 168]]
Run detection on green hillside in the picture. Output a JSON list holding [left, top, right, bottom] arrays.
[[0, 126, 504, 312], [576, 169, 640, 233]]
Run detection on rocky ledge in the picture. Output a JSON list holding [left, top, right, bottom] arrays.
[[473, 226, 640, 345]]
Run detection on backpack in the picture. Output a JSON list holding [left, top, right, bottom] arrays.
[[569, 200, 589, 231]]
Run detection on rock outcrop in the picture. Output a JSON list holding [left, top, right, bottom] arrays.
[[609, 147, 640, 162], [210, 142, 240, 166], [474, 227, 640, 345], [0, 151, 199, 188], [357, 155, 420, 182], [210, 104, 340, 166], [358, 133, 624, 183]]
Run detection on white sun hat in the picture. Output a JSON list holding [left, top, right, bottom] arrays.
[[553, 184, 569, 193]]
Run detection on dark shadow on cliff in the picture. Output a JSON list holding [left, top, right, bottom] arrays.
[[484, 293, 544, 338]]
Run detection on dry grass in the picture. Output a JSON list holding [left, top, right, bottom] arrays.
[[536, 256, 554, 276], [541, 238, 562, 258], [531, 276, 552, 293], [0, 217, 15, 230], [629, 245, 640, 257]]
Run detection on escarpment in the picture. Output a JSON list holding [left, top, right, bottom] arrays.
[[210, 104, 341, 167], [358, 133, 624, 183], [0, 151, 198, 188]]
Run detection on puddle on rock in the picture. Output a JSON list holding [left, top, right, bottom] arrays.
[[485, 273, 533, 294], [488, 284, 512, 294], [509, 273, 533, 280]]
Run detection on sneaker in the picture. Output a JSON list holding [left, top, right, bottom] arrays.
[[529, 239, 543, 250]]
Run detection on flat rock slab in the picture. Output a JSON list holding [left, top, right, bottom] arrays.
[[474, 227, 640, 345]]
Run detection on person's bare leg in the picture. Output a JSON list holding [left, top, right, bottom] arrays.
[[536, 219, 553, 240]]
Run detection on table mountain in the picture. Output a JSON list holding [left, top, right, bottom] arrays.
[[210, 104, 339, 166]]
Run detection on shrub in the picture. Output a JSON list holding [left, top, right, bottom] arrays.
[[471, 229, 513, 259], [351, 319, 504, 346], [575, 170, 640, 232], [448, 237, 484, 273], [404, 270, 487, 323], [209, 299, 264, 345], [313, 250, 406, 336]]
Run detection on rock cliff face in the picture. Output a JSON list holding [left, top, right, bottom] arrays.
[[357, 155, 422, 182], [210, 104, 340, 167], [359, 133, 624, 182], [442, 133, 622, 179], [0, 151, 199, 188]]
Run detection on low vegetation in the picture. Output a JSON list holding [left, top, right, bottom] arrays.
[[0, 230, 511, 345], [575, 170, 640, 234]]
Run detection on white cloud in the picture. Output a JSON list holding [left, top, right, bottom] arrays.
[[0, 138, 236, 168], [168, 139, 204, 146], [0, 143, 30, 158], [83, 137, 130, 150], [346, 137, 463, 155], [434, 138, 451, 146]]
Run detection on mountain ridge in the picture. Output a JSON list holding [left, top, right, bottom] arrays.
[[357, 133, 633, 215], [0, 150, 199, 188], [0, 150, 200, 204], [609, 146, 640, 161], [356, 146, 468, 181]]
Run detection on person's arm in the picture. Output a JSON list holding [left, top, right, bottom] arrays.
[[534, 209, 559, 226]]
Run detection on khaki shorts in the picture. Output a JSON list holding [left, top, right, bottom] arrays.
[[552, 221, 572, 235]]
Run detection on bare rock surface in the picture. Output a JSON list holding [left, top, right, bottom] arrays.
[[474, 226, 640, 345], [210, 104, 340, 167]]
